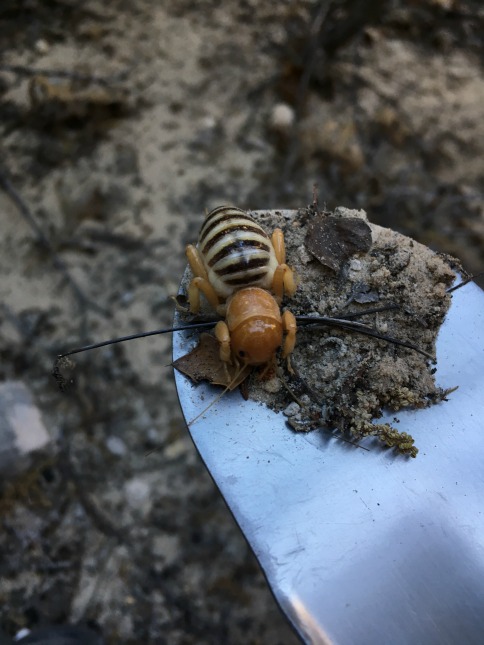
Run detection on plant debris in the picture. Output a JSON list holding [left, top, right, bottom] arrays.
[[305, 214, 372, 272], [173, 333, 251, 389]]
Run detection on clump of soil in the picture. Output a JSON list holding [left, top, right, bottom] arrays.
[[258, 206, 458, 456], [184, 206, 457, 458]]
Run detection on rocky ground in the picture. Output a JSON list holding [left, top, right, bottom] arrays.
[[0, 1, 482, 643]]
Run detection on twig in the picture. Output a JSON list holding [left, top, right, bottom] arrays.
[[0, 168, 108, 316], [332, 303, 399, 319]]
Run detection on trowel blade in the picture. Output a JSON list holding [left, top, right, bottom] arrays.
[[174, 279, 484, 645]]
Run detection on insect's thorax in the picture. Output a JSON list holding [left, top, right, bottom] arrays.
[[225, 287, 281, 327], [198, 206, 278, 300], [225, 287, 283, 365]]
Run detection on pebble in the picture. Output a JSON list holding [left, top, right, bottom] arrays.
[[269, 103, 295, 132], [105, 435, 128, 457], [34, 39, 50, 55], [124, 477, 152, 512], [262, 375, 282, 393], [0, 381, 51, 477], [283, 402, 300, 417]]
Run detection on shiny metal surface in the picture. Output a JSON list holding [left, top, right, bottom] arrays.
[[174, 270, 484, 644]]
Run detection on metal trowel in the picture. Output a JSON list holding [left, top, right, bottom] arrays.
[[173, 223, 484, 644]]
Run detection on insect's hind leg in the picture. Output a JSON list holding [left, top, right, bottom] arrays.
[[272, 264, 296, 303], [271, 228, 286, 265], [186, 244, 208, 280], [186, 244, 220, 313], [271, 229, 296, 300], [282, 309, 297, 373], [282, 310, 297, 358]]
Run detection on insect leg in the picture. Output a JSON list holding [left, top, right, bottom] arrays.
[[215, 320, 232, 363], [188, 277, 220, 314], [283, 265, 296, 297], [282, 310, 297, 358], [186, 244, 208, 280], [281, 309, 297, 374], [272, 264, 297, 302], [271, 229, 296, 298], [271, 228, 286, 264], [186, 244, 221, 313]]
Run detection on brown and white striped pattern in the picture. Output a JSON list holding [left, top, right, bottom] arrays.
[[198, 206, 278, 299]]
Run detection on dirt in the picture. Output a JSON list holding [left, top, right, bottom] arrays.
[[0, 1, 482, 643], [239, 207, 457, 458]]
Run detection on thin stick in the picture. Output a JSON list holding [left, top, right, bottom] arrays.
[[331, 303, 399, 319]]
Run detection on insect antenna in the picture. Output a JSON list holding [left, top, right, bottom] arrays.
[[295, 315, 435, 361], [446, 271, 483, 293], [52, 320, 219, 389], [56, 320, 219, 359]]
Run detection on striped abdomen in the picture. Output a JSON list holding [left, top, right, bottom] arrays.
[[198, 206, 278, 300]]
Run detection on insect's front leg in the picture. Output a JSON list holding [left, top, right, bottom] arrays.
[[215, 320, 233, 380], [214, 321, 232, 363]]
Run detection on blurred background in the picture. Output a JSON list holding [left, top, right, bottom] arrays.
[[0, 1, 482, 643]]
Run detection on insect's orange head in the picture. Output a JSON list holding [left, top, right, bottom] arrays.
[[231, 318, 283, 365], [226, 288, 283, 366]]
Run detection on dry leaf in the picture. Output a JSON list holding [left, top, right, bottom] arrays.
[[172, 332, 251, 389], [305, 215, 372, 272]]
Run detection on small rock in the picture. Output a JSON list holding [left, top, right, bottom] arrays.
[[124, 477, 152, 512], [269, 103, 295, 132], [348, 259, 362, 272], [262, 375, 282, 393], [283, 402, 300, 417], [34, 39, 50, 55], [105, 436, 127, 457], [0, 381, 51, 478], [152, 534, 180, 566]]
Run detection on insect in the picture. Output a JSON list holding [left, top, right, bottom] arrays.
[[183, 205, 298, 369], [53, 206, 437, 392], [52, 204, 476, 456]]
